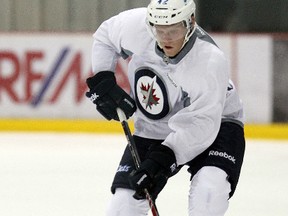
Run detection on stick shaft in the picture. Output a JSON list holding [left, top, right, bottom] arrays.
[[116, 108, 160, 216]]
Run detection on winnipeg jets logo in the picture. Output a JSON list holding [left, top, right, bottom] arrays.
[[116, 165, 131, 173], [89, 93, 99, 102], [140, 76, 160, 109], [136, 76, 163, 115], [134, 68, 169, 120], [226, 81, 234, 97], [227, 83, 234, 91], [158, 0, 168, 4]]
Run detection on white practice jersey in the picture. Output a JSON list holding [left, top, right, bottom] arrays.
[[92, 8, 244, 165]]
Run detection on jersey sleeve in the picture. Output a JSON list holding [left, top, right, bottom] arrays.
[[162, 52, 229, 165], [91, 13, 123, 73], [91, 8, 149, 74]]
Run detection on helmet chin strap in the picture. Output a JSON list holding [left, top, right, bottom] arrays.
[[181, 23, 197, 49]]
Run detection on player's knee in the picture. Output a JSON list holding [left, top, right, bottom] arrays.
[[188, 166, 231, 216], [106, 188, 149, 216]]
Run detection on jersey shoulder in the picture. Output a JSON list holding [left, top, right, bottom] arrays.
[[117, 7, 147, 25]]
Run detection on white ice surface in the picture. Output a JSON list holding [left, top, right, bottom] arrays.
[[0, 132, 288, 216]]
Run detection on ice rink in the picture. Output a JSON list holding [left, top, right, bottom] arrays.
[[0, 132, 288, 216]]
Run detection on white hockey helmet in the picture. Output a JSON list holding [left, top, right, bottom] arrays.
[[147, 0, 196, 28]]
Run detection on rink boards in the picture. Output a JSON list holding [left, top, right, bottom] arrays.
[[0, 119, 288, 140]]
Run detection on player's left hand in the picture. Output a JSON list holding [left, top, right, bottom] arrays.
[[129, 144, 177, 200]]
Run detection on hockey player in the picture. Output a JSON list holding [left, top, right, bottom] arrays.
[[86, 0, 245, 215]]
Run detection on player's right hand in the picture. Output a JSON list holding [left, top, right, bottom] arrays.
[[129, 159, 168, 200], [86, 71, 136, 121], [129, 144, 177, 200]]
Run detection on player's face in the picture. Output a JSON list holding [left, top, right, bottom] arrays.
[[153, 22, 187, 57]]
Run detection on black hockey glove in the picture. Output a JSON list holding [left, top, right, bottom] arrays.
[[129, 144, 177, 200], [86, 71, 136, 121]]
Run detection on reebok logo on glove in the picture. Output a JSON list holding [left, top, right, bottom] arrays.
[[124, 98, 135, 109], [89, 93, 99, 102], [137, 174, 148, 186]]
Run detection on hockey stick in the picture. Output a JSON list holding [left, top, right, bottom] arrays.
[[116, 108, 160, 216]]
